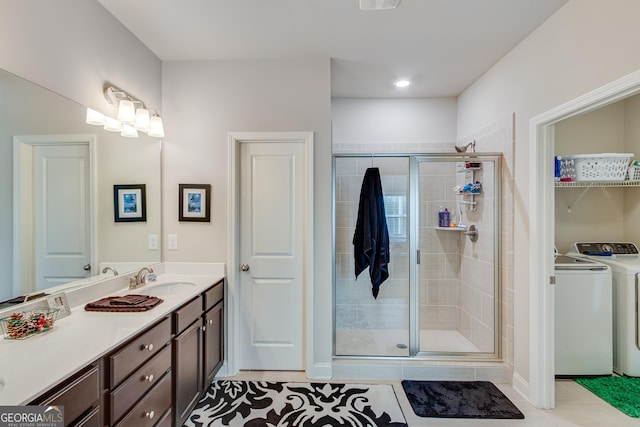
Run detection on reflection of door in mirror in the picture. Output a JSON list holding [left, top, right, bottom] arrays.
[[14, 135, 95, 296]]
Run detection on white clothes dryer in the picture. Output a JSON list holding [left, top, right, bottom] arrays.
[[570, 242, 640, 376], [554, 254, 612, 376]]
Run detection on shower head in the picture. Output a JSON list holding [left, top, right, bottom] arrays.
[[455, 140, 476, 153]]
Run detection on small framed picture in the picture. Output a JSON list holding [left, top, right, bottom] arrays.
[[47, 292, 71, 319], [114, 184, 146, 222], [179, 184, 211, 222]]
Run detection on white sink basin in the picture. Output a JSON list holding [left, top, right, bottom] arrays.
[[137, 282, 197, 296]]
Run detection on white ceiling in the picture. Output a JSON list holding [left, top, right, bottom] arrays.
[[98, 0, 568, 98]]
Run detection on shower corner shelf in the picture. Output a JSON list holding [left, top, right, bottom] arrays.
[[435, 226, 467, 231]]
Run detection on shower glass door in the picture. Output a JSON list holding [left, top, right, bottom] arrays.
[[416, 156, 500, 356], [333, 154, 500, 358], [334, 156, 410, 357]]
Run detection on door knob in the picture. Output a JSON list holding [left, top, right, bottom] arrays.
[[240, 264, 250, 272], [83, 263, 91, 271]]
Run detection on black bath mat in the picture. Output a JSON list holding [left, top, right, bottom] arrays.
[[401, 380, 525, 419]]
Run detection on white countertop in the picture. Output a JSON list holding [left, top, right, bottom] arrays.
[[0, 264, 224, 405]]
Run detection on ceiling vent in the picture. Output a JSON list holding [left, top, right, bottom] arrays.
[[359, 0, 401, 11]]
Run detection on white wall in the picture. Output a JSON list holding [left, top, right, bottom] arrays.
[[161, 58, 332, 371], [554, 102, 627, 253], [623, 96, 640, 244], [332, 98, 457, 150], [0, 0, 162, 300], [0, 0, 161, 118], [457, 0, 640, 392]]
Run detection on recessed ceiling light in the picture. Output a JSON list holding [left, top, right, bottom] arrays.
[[394, 79, 411, 88], [359, 0, 401, 10]]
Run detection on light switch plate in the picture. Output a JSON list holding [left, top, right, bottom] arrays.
[[148, 234, 159, 250], [168, 234, 178, 250]]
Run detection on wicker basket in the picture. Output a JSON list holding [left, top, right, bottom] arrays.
[[0, 307, 59, 339], [627, 166, 640, 181], [568, 153, 633, 182]]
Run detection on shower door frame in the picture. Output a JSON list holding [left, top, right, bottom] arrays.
[[332, 153, 502, 361]]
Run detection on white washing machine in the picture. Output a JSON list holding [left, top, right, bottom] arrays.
[[554, 254, 612, 376], [570, 242, 640, 376]]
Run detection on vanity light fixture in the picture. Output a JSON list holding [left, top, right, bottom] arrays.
[[116, 99, 136, 126], [103, 116, 122, 132], [85, 84, 165, 139], [148, 113, 165, 138], [85, 108, 106, 126], [120, 123, 139, 138]]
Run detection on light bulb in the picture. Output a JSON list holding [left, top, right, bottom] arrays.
[[103, 116, 122, 132], [85, 108, 105, 125], [121, 123, 139, 138], [148, 116, 165, 138], [116, 99, 136, 125], [135, 108, 150, 132]]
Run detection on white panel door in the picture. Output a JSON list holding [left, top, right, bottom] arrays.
[[34, 144, 91, 290], [239, 141, 304, 370]]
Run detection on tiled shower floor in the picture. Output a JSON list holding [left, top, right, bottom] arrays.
[[335, 328, 479, 356]]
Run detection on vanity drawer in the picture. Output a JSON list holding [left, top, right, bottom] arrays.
[[110, 344, 171, 423], [109, 317, 171, 387], [204, 279, 224, 311], [174, 296, 202, 334], [36, 364, 100, 426], [74, 406, 101, 427], [115, 372, 172, 427]]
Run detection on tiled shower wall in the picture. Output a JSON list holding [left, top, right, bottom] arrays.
[[417, 159, 497, 353], [418, 161, 461, 333], [459, 114, 515, 372], [458, 161, 497, 352]]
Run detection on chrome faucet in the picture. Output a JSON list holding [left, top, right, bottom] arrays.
[[129, 267, 154, 290], [102, 266, 119, 276]]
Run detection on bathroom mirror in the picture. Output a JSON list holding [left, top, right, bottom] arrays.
[[0, 68, 161, 305]]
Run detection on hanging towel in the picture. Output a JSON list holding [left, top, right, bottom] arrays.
[[353, 167, 390, 298]]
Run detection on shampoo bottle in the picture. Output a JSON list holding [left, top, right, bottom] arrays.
[[438, 206, 444, 227], [443, 208, 450, 227]]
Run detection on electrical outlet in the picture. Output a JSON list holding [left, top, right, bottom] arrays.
[[148, 234, 159, 250], [168, 234, 178, 250]]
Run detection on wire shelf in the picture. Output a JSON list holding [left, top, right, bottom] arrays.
[[555, 180, 640, 188]]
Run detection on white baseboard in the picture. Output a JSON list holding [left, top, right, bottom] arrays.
[[307, 363, 332, 379], [512, 371, 529, 401]]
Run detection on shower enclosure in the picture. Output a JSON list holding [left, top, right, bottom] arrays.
[[334, 153, 501, 359]]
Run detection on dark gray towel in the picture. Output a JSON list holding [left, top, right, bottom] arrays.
[[353, 167, 390, 298]]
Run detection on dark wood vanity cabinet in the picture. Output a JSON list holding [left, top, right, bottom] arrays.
[[173, 296, 204, 426], [203, 281, 224, 386], [30, 362, 102, 427], [174, 278, 225, 426], [107, 316, 172, 427], [29, 278, 224, 427]]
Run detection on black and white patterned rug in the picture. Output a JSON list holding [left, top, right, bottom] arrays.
[[184, 380, 408, 426]]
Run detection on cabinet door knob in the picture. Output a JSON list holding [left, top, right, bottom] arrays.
[[208, 319, 214, 325], [202, 325, 207, 332], [145, 411, 155, 419], [141, 343, 154, 352], [240, 263, 250, 272], [143, 374, 154, 383]]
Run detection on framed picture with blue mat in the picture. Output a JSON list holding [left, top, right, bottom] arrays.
[[401, 380, 525, 419]]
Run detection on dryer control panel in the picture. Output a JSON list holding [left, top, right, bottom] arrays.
[[572, 242, 639, 255]]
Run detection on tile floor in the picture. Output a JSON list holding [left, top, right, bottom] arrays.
[[221, 371, 640, 426]]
